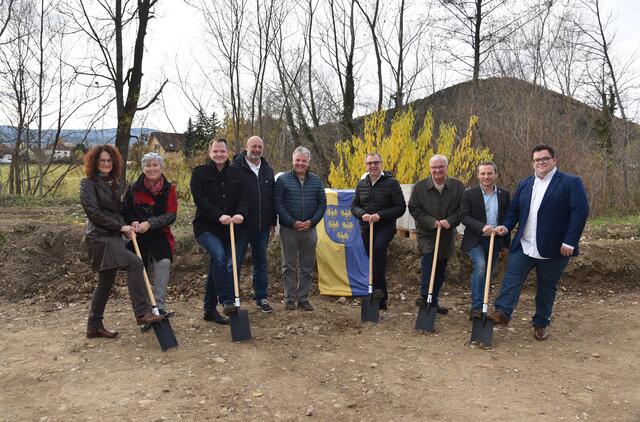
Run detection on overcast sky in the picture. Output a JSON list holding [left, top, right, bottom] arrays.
[[75, 0, 640, 132]]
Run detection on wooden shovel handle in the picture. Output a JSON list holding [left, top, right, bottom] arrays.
[[130, 233, 157, 308], [229, 222, 240, 300], [483, 231, 496, 305], [368, 221, 374, 288], [427, 225, 442, 295]]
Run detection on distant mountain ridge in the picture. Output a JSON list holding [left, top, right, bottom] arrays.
[[0, 126, 159, 146]]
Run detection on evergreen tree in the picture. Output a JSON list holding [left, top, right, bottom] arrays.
[[184, 117, 197, 157], [208, 111, 220, 138], [184, 109, 221, 157]]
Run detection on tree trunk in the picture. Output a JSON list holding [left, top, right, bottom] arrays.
[[473, 0, 482, 82]]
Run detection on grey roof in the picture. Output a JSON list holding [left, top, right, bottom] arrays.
[[149, 132, 185, 152]]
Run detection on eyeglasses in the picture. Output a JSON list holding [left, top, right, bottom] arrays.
[[98, 159, 112, 164], [532, 156, 553, 164], [365, 161, 381, 166]]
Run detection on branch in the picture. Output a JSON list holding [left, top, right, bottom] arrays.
[[136, 78, 168, 111]]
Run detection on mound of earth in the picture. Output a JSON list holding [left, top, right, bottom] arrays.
[[1, 204, 639, 305]]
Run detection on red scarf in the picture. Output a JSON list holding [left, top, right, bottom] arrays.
[[144, 176, 164, 196]]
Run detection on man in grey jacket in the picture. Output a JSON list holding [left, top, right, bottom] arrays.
[[273, 146, 327, 311], [408, 155, 464, 314]]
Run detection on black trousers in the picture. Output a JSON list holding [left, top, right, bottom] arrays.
[[361, 221, 396, 306], [87, 250, 150, 329]]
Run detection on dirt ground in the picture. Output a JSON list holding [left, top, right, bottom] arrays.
[[1, 204, 640, 421]]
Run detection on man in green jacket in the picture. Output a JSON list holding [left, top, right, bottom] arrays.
[[408, 155, 464, 314]]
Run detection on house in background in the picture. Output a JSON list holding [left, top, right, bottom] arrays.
[[147, 132, 185, 158], [44, 142, 73, 161], [0, 143, 12, 163]]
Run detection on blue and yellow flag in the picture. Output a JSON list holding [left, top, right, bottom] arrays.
[[316, 189, 368, 296]]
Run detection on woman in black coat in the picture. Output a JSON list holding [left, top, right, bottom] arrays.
[[79, 145, 162, 339]]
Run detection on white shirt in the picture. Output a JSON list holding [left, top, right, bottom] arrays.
[[245, 157, 261, 177], [520, 167, 557, 259], [369, 173, 381, 186]]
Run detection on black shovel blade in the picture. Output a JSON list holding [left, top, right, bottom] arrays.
[[151, 318, 179, 351], [415, 305, 437, 332], [360, 295, 381, 323], [470, 316, 494, 347], [229, 309, 252, 342]]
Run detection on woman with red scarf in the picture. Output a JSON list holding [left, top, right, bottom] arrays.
[[121, 152, 178, 322], [79, 145, 163, 339]]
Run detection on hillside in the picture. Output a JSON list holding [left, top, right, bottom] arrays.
[[0, 126, 157, 147], [317, 77, 640, 214]]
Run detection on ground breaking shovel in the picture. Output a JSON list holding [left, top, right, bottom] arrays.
[[229, 222, 252, 342], [470, 231, 495, 347], [415, 225, 441, 332], [361, 221, 383, 323], [131, 234, 178, 352]]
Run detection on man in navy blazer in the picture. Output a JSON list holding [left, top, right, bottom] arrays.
[[460, 161, 510, 319], [489, 144, 589, 341]]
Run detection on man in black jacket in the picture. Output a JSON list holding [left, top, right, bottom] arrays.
[[351, 153, 406, 310], [191, 138, 249, 323], [230, 136, 277, 313], [460, 161, 510, 319]]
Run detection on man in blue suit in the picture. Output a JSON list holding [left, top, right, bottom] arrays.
[[488, 144, 589, 341]]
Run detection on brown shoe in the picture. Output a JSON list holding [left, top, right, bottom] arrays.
[[136, 312, 163, 325], [487, 309, 509, 325], [86, 327, 119, 339], [533, 325, 549, 341]]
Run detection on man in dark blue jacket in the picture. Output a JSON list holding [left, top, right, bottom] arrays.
[[273, 146, 327, 311], [351, 152, 406, 310], [489, 144, 589, 341], [191, 138, 249, 323], [230, 136, 277, 313]]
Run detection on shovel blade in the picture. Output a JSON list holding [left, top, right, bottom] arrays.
[[151, 318, 179, 351], [229, 309, 252, 342], [470, 316, 494, 347], [415, 305, 437, 332], [360, 295, 381, 323]]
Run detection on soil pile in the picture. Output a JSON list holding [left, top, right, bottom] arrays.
[[1, 206, 639, 305]]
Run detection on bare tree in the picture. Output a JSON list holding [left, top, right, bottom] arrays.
[[245, 0, 280, 137], [197, 0, 248, 151], [573, 0, 637, 208], [0, 0, 37, 195], [379, 0, 429, 109], [65, 0, 167, 184], [436, 0, 546, 82], [0, 0, 15, 41], [321, 0, 357, 139], [355, 0, 383, 111], [300, 0, 321, 126], [271, 12, 302, 148]]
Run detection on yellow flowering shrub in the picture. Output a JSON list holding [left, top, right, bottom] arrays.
[[328, 107, 491, 188]]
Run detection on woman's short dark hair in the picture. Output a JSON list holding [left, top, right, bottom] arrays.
[[83, 144, 124, 180], [531, 144, 555, 159]]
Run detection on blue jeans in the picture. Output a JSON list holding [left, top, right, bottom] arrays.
[[420, 252, 448, 306], [467, 237, 500, 311], [494, 244, 569, 327], [197, 232, 233, 311], [229, 227, 270, 303]]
